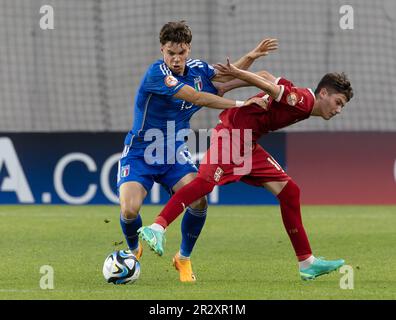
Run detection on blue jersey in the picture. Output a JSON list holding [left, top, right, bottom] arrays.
[[124, 59, 217, 154]]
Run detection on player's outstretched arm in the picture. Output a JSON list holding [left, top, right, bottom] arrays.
[[214, 70, 278, 96], [174, 85, 239, 109], [233, 38, 278, 69], [215, 59, 281, 100], [212, 38, 278, 83], [173, 84, 268, 110]]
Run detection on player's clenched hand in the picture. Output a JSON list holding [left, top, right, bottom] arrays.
[[242, 97, 269, 110], [248, 38, 278, 59], [213, 57, 241, 77]]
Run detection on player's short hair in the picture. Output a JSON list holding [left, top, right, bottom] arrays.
[[159, 21, 192, 45], [314, 72, 354, 101]]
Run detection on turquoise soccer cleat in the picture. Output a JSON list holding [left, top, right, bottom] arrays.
[[137, 226, 166, 256], [299, 257, 345, 280]]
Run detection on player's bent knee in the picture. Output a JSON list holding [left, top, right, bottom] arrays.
[[287, 180, 301, 198], [120, 201, 141, 220], [119, 182, 146, 219], [190, 196, 208, 210], [278, 180, 301, 205]]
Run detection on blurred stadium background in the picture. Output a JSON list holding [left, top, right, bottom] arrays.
[[1, 0, 395, 205]]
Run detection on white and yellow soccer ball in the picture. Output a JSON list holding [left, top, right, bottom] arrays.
[[103, 250, 140, 284]]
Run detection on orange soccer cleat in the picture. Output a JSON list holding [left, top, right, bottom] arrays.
[[173, 252, 196, 283], [133, 242, 143, 261]]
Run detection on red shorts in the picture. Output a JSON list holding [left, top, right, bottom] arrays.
[[197, 125, 290, 186]]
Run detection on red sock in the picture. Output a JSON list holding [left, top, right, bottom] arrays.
[[155, 177, 215, 228], [277, 180, 312, 261]]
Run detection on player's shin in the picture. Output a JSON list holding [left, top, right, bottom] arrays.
[[276, 180, 313, 261], [120, 213, 142, 252], [179, 206, 207, 258]]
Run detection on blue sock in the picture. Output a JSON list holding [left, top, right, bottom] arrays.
[[180, 206, 207, 257], [120, 213, 142, 251]]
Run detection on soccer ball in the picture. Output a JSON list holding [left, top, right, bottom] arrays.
[[102, 250, 140, 284]]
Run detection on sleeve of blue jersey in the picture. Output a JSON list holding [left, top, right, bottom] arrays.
[[204, 61, 217, 80], [144, 63, 185, 96]]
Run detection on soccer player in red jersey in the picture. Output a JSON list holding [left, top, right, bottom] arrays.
[[138, 58, 353, 281]]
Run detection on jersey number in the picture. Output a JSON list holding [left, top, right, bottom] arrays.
[[180, 100, 194, 110], [267, 157, 285, 172]]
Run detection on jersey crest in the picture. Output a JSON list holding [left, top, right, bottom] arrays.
[[286, 92, 298, 106], [194, 76, 203, 91], [120, 165, 130, 178]]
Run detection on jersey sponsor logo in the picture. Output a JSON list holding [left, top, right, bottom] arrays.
[[194, 76, 203, 91], [120, 165, 130, 178], [214, 167, 224, 182], [286, 92, 299, 106], [164, 75, 178, 87]]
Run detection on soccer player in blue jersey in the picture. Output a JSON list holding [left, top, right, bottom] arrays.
[[117, 20, 277, 282]]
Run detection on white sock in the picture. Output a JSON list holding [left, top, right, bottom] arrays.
[[298, 255, 316, 269], [150, 223, 165, 232], [177, 251, 190, 260]]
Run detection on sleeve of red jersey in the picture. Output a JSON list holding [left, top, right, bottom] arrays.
[[248, 77, 294, 100], [275, 77, 294, 87], [275, 81, 315, 114]]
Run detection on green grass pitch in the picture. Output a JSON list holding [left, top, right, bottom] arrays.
[[0, 205, 395, 300]]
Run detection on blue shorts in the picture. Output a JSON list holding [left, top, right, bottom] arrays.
[[117, 144, 198, 194]]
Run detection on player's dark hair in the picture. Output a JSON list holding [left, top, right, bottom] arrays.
[[314, 72, 354, 101], [159, 21, 192, 45]]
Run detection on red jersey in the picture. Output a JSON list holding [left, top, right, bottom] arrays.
[[218, 78, 315, 141]]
